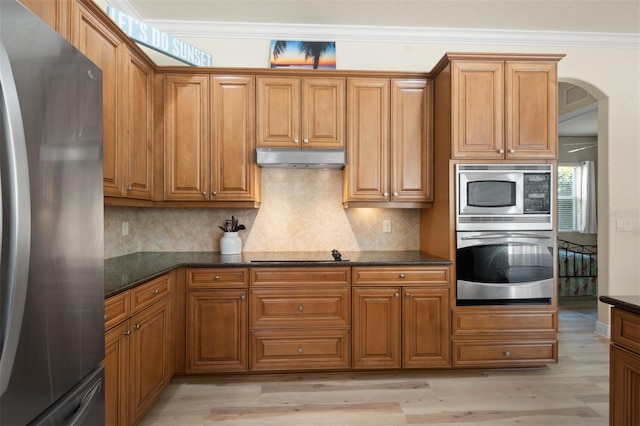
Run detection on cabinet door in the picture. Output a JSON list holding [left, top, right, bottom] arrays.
[[129, 297, 171, 424], [122, 48, 153, 200], [451, 61, 504, 159], [256, 76, 300, 147], [20, 0, 70, 37], [104, 320, 130, 426], [390, 79, 433, 202], [187, 289, 248, 373], [211, 76, 257, 201], [352, 287, 401, 369], [345, 78, 390, 202], [71, 2, 125, 196], [302, 77, 345, 148], [403, 287, 450, 367], [610, 345, 640, 426], [164, 74, 210, 200], [505, 62, 558, 159]]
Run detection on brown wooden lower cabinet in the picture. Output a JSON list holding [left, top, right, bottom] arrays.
[[352, 286, 450, 369], [609, 307, 640, 426], [452, 339, 557, 367], [249, 267, 352, 372], [129, 297, 172, 424], [185, 268, 249, 374], [103, 273, 173, 425], [451, 307, 558, 367], [187, 289, 248, 373], [351, 266, 451, 369]]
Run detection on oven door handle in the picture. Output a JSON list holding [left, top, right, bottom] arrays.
[[460, 233, 551, 240]]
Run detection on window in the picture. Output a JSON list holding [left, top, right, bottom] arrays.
[[557, 164, 582, 231]]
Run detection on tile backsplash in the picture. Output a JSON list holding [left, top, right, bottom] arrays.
[[105, 169, 420, 258]]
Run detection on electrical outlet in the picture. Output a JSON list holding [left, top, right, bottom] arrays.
[[122, 222, 129, 236], [616, 219, 633, 232], [383, 220, 392, 233]]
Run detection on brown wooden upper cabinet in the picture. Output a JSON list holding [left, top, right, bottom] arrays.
[[70, 1, 126, 197], [343, 78, 433, 207], [256, 76, 345, 149], [71, 1, 154, 201], [164, 74, 258, 203], [450, 57, 560, 159]]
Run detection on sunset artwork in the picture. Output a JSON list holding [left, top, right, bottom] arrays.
[[270, 40, 336, 69]]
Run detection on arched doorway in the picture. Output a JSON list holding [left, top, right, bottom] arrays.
[[557, 78, 609, 336]]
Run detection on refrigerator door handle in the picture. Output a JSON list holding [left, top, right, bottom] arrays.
[[67, 378, 103, 426], [0, 39, 32, 396]]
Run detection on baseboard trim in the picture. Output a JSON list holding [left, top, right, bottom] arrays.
[[595, 320, 610, 339]]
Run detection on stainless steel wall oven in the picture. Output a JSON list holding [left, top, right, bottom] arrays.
[[456, 230, 554, 306]]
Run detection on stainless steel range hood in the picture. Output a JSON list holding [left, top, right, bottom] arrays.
[[256, 148, 346, 169]]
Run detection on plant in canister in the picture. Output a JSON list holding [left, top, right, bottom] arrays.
[[218, 216, 246, 254]]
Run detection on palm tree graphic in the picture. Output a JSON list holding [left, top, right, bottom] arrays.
[[272, 41, 333, 69]]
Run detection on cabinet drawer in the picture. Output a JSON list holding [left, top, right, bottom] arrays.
[[251, 267, 351, 287], [250, 329, 351, 371], [104, 291, 130, 331], [130, 274, 171, 315], [250, 288, 350, 328], [452, 309, 557, 335], [611, 308, 640, 354], [187, 268, 248, 289], [352, 266, 449, 286], [452, 340, 557, 367]]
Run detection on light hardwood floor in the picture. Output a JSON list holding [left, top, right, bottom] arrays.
[[140, 296, 609, 425]]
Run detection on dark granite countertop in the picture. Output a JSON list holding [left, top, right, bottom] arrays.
[[599, 295, 640, 316], [105, 251, 452, 299]]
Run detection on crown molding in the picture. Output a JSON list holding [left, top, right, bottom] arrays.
[[148, 20, 639, 49], [104, 0, 639, 49]]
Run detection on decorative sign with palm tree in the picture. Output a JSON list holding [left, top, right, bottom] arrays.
[[270, 40, 336, 69]]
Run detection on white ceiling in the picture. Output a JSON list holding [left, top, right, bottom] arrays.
[[110, 0, 640, 34]]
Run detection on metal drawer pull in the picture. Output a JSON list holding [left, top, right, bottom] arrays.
[[297, 305, 304, 312], [504, 351, 511, 358], [399, 274, 406, 279], [214, 276, 220, 281], [298, 347, 303, 353], [152, 289, 160, 295]]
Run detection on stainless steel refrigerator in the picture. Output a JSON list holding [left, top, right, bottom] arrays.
[[1, 0, 105, 424]]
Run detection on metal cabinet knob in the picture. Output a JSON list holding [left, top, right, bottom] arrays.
[[104, 314, 107, 321], [383, 192, 389, 198], [405, 292, 411, 298], [293, 138, 299, 144], [123, 330, 131, 336], [399, 274, 406, 279], [240, 294, 246, 300], [214, 275, 220, 281], [126, 186, 132, 191], [303, 138, 309, 144], [394, 293, 400, 298], [509, 149, 515, 154], [133, 324, 141, 330], [152, 289, 159, 295], [498, 149, 504, 154], [393, 192, 398, 197], [298, 347, 303, 353], [201, 192, 206, 196], [211, 191, 217, 196], [504, 351, 511, 358], [297, 305, 304, 312]]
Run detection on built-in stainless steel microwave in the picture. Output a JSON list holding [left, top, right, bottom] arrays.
[[456, 164, 553, 231]]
